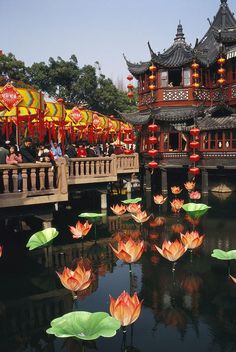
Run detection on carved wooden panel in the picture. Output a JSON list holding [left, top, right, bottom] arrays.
[[163, 89, 189, 101]]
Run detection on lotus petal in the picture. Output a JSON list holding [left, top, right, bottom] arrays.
[[46, 311, 120, 340], [26, 228, 59, 250]]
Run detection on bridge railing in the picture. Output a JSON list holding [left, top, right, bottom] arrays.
[[115, 153, 139, 174], [67, 156, 118, 184], [0, 158, 68, 207]]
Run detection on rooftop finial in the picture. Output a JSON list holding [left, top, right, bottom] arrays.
[[221, 0, 227, 4], [174, 21, 185, 42]]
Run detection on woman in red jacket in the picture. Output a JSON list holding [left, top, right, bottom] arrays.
[[77, 144, 87, 158]]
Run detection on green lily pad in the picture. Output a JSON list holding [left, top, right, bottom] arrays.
[[182, 203, 211, 219], [211, 249, 236, 261], [121, 198, 142, 204], [78, 212, 106, 218], [46, 311, 121, 340], [26, 228, 59, 250]]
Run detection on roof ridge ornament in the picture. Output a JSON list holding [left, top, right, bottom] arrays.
[[174, 21, 185, 42]]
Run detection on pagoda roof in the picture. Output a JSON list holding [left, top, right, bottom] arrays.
[[197, 115, 236, 130], [124, 56, 150, 78], [195, 0, 236, 65], [121, 106, 200, 125]]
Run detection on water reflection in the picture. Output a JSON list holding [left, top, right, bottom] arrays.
[[1, 193, 236, 351]]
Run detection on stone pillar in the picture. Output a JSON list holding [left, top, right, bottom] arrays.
[[161, 169, 168, 195], [126, 181, 132, 194], [101, 192, 107, 210], [201, 169, 208, 194]]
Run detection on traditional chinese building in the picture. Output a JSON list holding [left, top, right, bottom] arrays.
[[122, 0, 236, 193]]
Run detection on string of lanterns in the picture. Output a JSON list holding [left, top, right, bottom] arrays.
[[148, 64, 157, 96], [191, 61, 200, 89], [217, 56, 226, 86], [147, 122, 159, 172], [189, 127, 200, 176], [127, 75, 134, 102]]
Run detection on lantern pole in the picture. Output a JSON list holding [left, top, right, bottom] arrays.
[[16, 106, 20, 147]]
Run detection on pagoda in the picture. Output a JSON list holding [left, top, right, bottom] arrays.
[[122, 0, 236, 193]]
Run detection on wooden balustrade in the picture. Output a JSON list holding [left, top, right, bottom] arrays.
[[68, 156, 118, 184], [115, 153, 139, 174], [0, 158, 68, 207]]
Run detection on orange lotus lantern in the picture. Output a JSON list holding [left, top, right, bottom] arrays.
[[110, 204, 127, 216], [170, 199, 184, 213], [69, 220, 92, 240], [155, 239, 187, 263], [184, 181, 195, 192], [109, 238, 144, 263], [153, 195, 167, 205], [180, 231, 204, 250], [131, 210, 151, 223], [109, 291, 143, 326], [126, 203, 141, 214]]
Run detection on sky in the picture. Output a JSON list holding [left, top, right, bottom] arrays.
[[1, 0, 236, 86]]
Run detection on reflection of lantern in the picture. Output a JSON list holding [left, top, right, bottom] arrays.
[[191, 61, 200, 89], [217, 56, 226, 86], [147, 121, 159, 173], [189, 126, 200, 176]]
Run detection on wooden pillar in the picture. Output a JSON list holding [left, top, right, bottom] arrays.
[[101, 192, 107, 210], [201, 169, 208, 194], [161, 168, 168, 194]]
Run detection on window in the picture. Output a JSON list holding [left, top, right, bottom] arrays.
[[210, 132, 216, 149], [169, 133, 180, 151], [183, 68, 191, 86], [168, 69, 182, 87], [160, 70, 168, 87]]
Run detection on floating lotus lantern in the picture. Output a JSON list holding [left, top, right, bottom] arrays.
[[131, 210, 151, 223], [56, 262, 92, 299], [184, 181, 195, 192], [110, 204, 127, 216], [170, 199, 184, 213], [153, 195, 167, 205], [47, 311, 120, 340], [109, 291, 143, 326], [180, 231, 204, 250], [110, 238, 144, 264], [189, 191, 201, 200], [155, 239, 187, 271], [69, 220, 92, 240], [126, 203, 142, 214], [171, 186, 182, 195], [217, 56, 226, 86]]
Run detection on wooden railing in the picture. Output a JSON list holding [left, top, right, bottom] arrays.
[[116, 153, 139, 174], [0, 158, 68, 207]]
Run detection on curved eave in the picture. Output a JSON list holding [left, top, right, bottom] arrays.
[[120, 110, 152, 125], [124, 56, 150, 78]]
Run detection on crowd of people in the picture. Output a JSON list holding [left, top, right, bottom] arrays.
[[0, 138, 134, 166]]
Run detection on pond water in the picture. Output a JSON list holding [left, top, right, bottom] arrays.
[[1, 190, 236, 352]]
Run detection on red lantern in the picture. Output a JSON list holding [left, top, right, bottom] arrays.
[[190, 127, 200, 136], [192, 82, 200, 88], [127, 75, 133, 81], [149, 75, 156, 81], [190, 154, 200, 162], [192, 72, 200, 79], [149, 65, 157, 72], [123, 137, 133, 144], [148, 161, 158, 169], [217, 57, 226, 65], [124, 149, 132, 155], [189, 167, 200, 175], [148, 124, 158, 132], [217, 78, 226, 85], [189, 141, 200, 149], [127, 91, 134, 98], [148, 136, 158, 144], [124, 127, 132, 134], [148, 149, 158, 157], [217, 68, 225, 75], [149, 84, 156, 91], [127, 83, 134, 90], [191, 62, 199, 70]]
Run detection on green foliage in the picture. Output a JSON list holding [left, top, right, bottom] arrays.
[[46, 311, 121, 340], [0, 53, 136, 115]]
